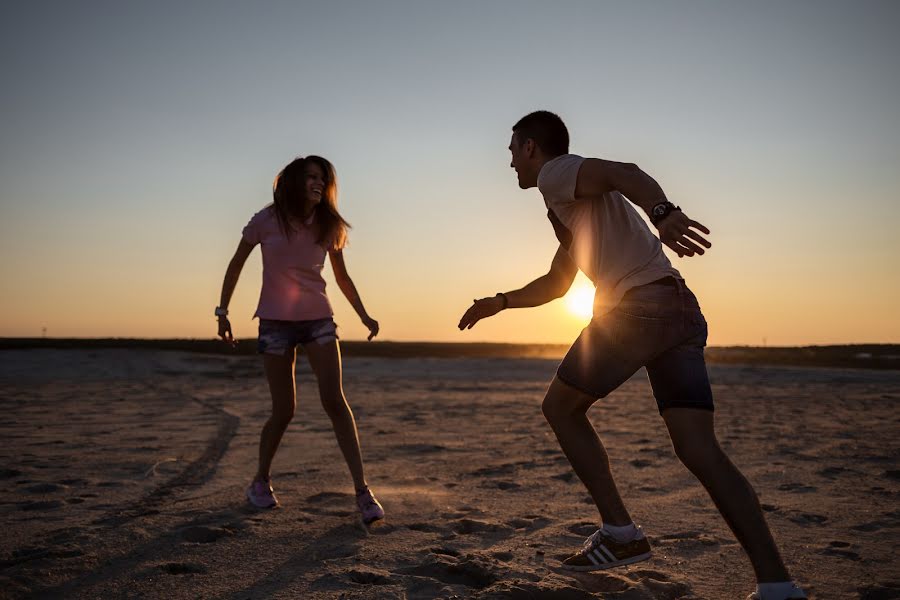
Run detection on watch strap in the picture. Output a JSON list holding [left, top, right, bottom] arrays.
[[650, 201, 682, 226]]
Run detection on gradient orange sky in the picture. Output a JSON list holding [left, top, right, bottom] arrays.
[[1, 2, 898, 345]]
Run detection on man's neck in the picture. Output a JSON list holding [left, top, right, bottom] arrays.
[[534, 153, 561, 176]]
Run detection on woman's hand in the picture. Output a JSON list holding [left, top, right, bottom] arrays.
[[218, 317, 237, 347], [362, 316, 379, 341]]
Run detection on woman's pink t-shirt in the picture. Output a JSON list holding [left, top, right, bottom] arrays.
[[242, 206, 333, 321]]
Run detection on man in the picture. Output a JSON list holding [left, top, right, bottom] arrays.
[[457, 111, 805, 600]]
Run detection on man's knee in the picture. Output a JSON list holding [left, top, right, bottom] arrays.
[[541, 378, 594, 422], [671, 435, 725, 478]]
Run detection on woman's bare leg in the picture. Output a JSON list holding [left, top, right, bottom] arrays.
[[255, 350, 297, 481], [303, 340, 367, 490]]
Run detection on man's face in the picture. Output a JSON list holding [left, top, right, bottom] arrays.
[[508, 132, 537, 189]]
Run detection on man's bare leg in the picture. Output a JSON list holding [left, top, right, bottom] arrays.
[[663, 407, 791, 583], [541, 376, 632, 526]]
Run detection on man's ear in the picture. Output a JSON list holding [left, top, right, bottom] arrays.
[[524, 138, 536, 158]]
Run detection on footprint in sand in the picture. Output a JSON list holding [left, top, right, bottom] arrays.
[[566, 567, 693, 599], [479, 581, 596, 599], [883, 470, 900, 482], [820, 541, 861, 561], [304, 491, 355, 517], [851, 511, 900, 533], [787, 512, 829, 526], [23, 483, 67, 493], [407, 522, 447, 533], [505, 516, 551, 531], [20, 500, 64, 511], [565, 521, 600, 538], [817, 466, 850, 479], [777, 482, 817, 493], [391, 443, 447, 454], [634, 570, 694, 599], [654, 530, 723, 552], [96, 481, 125, 488], [453, 518, 513, 536], [858, 581, 900, 599], [494, 481, 521, 491], [470, 463, 517, 478], [159, 562, 207, 575], [179, 526, 232, 544], [346, 566, 393, 585], [58, 478, 88, 486], [397, 553, 498, 590]]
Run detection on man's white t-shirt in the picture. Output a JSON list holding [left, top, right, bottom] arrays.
[[537, 153, 681, 316]]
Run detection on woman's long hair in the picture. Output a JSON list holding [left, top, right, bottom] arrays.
[[271, 156, 350, 250]]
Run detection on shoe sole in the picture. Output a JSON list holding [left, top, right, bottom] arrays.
[[246, 490, 278, 509], [361, 514, 385, 526], [561, 551, 652, 572]]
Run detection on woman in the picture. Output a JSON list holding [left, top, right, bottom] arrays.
[[215, 155, 384, 524]]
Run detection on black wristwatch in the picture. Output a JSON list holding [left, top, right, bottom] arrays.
[[650, 201, 682, 226]]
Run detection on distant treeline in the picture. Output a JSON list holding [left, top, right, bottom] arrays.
[[1, 338, 898, 370]]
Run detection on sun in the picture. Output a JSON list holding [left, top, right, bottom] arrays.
[[564, 279, 595, 319]]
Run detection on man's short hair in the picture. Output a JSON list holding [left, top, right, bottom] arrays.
[[512, 111, 569, 157]]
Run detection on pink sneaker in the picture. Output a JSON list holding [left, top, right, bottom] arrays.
[[356, 487, 385, 524], [246, 479, 279, 508]]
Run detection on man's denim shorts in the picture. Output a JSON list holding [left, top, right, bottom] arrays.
[[257, 318, 338, 355], [557, 278, 714, 413]]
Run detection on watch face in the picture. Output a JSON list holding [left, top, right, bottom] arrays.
[[653, 204, 666, 216]]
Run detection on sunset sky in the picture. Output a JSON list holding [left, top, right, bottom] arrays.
[[1, 1, 898, 345]]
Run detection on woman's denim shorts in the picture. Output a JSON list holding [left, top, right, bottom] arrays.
[[257, 318, 338, 355]]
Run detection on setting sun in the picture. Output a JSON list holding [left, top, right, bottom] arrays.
[[564, 279, 596, 320]]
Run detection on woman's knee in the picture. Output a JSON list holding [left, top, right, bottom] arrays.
[[320, 392, 349, 420], [270, 405, 295, 428]]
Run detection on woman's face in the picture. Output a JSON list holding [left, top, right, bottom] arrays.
[[304, 162, 326, 207]]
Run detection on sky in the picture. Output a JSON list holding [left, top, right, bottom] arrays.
[[1, 1, 898, 346]]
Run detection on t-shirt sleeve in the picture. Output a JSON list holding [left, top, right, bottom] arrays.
[[537, 154, 584, 210], [241, 209, 267, 246]]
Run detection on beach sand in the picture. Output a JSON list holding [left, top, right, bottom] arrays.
[[1, 349, 898, 599]]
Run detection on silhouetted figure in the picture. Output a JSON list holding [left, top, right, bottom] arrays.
[[458, 112, 804, 600], [216, 156, 384, 525]]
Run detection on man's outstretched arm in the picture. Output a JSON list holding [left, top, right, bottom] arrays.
[[575, 158, 712, 257], [458, 246, 577, 330]]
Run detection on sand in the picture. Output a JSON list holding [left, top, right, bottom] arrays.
[[1, 348, 898, 599]]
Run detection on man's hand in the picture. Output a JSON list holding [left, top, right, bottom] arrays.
[[217, 317, 237, 347], [657, 211, 711, 257], [458, 296, 505, 330]]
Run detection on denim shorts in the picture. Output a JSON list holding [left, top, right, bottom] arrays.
[[257, 318, 339, 355], [557, 278, 714, 413]]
